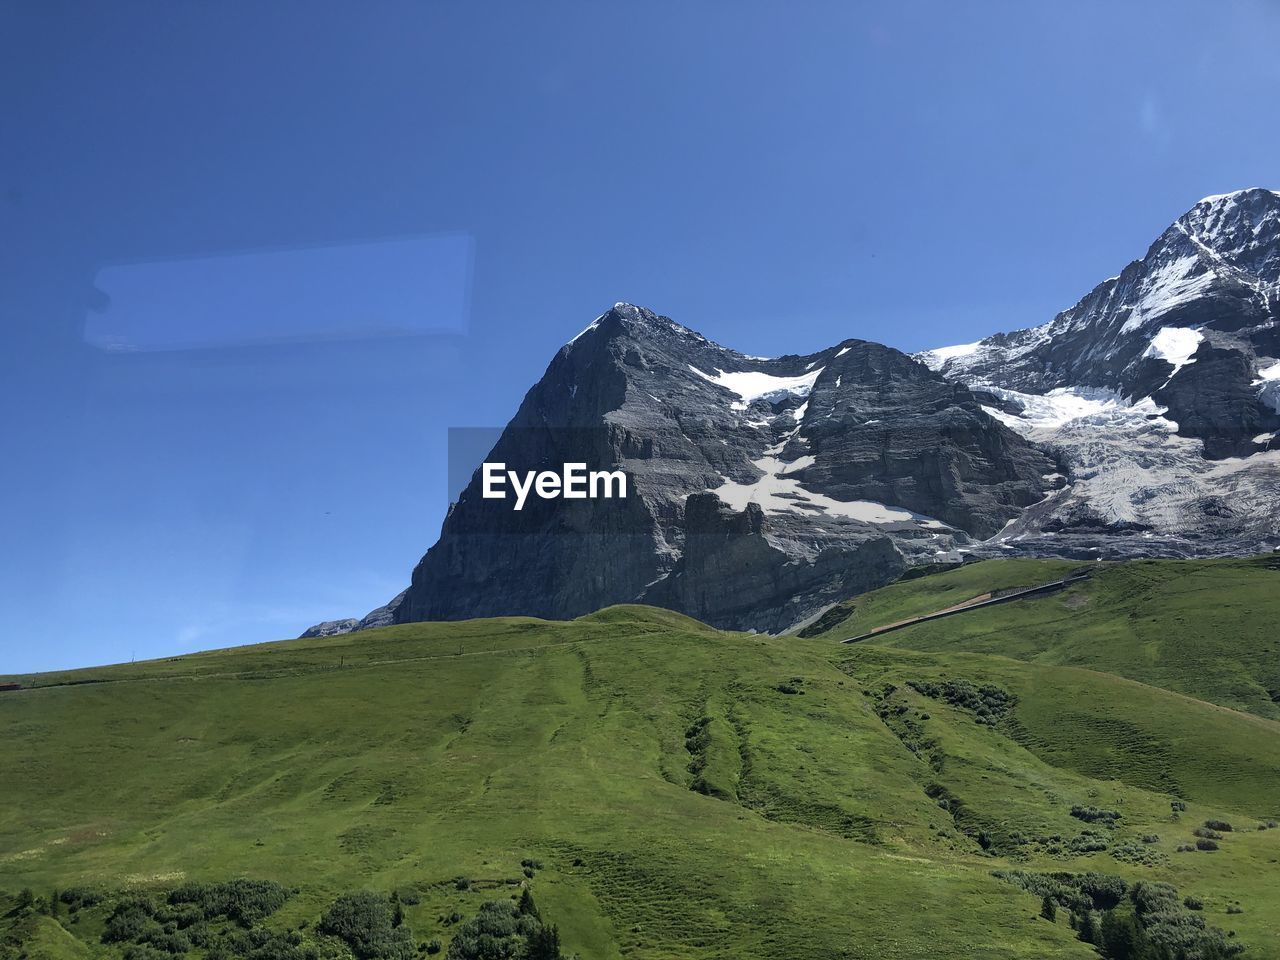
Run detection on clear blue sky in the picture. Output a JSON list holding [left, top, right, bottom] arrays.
[[3, 1, 1278, 673]]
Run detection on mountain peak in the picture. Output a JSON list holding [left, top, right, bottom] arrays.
[[1193, 187, 1280, 208], [564, 302, 692, 350]]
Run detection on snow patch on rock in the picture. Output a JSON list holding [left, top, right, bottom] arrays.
[[980, 386, 1146, 432], [708, 449, 942, 526], [1143, 326, 1203, 381], [917, 340, 983, 371], [1258, 359, 1280, 413], [688, 365, 822, 412]]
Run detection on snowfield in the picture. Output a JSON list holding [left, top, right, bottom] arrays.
[[978, 380, 1280, 548], [688, 364, 823, 411]]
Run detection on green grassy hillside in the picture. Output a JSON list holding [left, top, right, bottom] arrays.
[[2, 558, 1279, 959], [801, 556, 1280, 719]]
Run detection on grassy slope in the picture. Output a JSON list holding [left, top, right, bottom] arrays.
[[802, 556, 1280, 719], [838, 643, 1280, 952], [1, 608, 1088, 960], [1, 557, 1279, 957]]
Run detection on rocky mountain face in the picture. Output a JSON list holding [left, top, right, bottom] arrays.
[[918, 188, 1280, 558], [384, 305, 1056, 634], [305, 189, 1280, 638]]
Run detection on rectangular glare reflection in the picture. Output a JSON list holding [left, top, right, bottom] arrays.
[[86, 233, 473, 352]]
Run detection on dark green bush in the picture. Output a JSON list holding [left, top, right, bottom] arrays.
[[139, 927, 191, 955], [1110, 840, 1167, 866], [59, 887, 104, 911], [221, 926, 317, 960], [1070, 805, 1121, 825], [907, 679, 1016, 725], [517, 888, 539, 919], [993, 865, 1243, 960], [1065, 832, 1109, 855], [319, 891, 415, 960], [525, 924, 561, 960], [1040, 895, 1057, 921], [1129, 880, 1179, 916], [103, 899, 157, 943], [167, 879, 288, 927], [444, 899, 559, 960], [991, 870, 1126, 914], [1074, 872, 1128, 910]]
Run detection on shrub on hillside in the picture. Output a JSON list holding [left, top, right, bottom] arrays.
[[167, 879, 288, 927], [1040, 895, 1057, 921], [1070, 805, 1121, 825], [1129, 880, 1179, 916], [517, 888, 540, 919], [526, 924, 562, 960], [1110, 840, 1168, 866], [1203, 819, 1233, 832], [907, 679, 1016, 725], [1064, 831, 1109, 855], [139, 927, 191, 955], [319, 891, 416, 960], [59, 887, 104, 911], [217, 926, 318, 960], [997, 871, 1241, 960], [103, 898, 158, 943], [444, 899, 559, 960], [992, 870, 1126, 914]]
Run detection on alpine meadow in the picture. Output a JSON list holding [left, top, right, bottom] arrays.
[[4, 557, 1280, 959]]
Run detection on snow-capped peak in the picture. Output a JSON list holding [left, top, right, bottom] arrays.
[[1196, 187, 1280, 206]]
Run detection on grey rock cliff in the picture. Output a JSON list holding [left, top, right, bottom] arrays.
[[382, 304, 1052, 633]]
